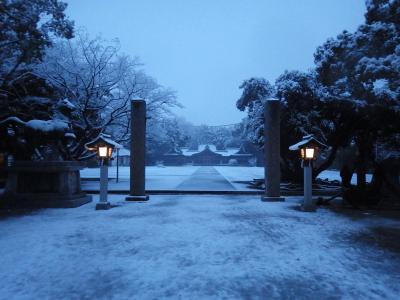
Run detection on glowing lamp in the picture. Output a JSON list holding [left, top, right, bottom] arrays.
[[300, 147, 317, 160], [85, 133, 122, 161], [90, 142, 114, 159], [98, 146, 108, 158], [289, 135, 326, 162]]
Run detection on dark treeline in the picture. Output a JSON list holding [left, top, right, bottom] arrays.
[[236, 0, 400, 202]]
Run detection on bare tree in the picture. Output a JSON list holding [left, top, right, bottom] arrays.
[[36, 31, 181, 159]]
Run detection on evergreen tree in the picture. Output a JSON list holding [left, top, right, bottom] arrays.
[[314, 0, 400, 188]]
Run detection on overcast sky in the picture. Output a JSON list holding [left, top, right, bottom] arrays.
[[65, 0, 366, 126]]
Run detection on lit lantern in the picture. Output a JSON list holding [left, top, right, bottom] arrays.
[[85, 134, 123, 210], [290, 135, 324, 163], [98, 146, 109, 158], [85, 134, 121, 161], [300, 146, 317, 161], [289, 135, 327, 212]]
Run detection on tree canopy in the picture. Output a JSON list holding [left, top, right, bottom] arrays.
[[0, 2, 181, 161], [237, 0, 400, 187], [0, 0, 74, 90]]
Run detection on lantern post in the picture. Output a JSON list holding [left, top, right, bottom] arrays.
[[289, 135, 327, 212], [85, 134, 122, 210]]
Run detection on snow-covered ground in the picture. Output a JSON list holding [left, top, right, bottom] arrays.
[[317, 169, 373, 184], [215, 167, 372, 185], [0, 195, 399, 299], [80, 166, 372, 191], [81, 166, 200, 190]]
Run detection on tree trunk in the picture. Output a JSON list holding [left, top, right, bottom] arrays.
[[356, 166, 367, 189], [340, 165, 353, 188], [314, 145, 338, 180], [281, 156, 302, 183], [355, 137, 369, 191], [356, 148, 367, 189]]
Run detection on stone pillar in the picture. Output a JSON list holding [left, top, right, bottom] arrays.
[[261, 98, 284, 201], [96, 162, 111, 210], [126, 99, 149, 201], [302, 163, 315, 211]]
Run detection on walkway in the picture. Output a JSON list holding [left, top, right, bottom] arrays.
[[176, 166, 236, 191], [1, 195, 399, 299]]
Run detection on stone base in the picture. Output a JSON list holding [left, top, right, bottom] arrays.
[[261, 196, 285, 202], [95, 202, 111, 210], [1, 193, 92, 209], [2, 161, 91, 209], [125, 195, 149, 202]]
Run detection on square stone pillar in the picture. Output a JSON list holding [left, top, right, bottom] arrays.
[[262, 99, 284, 202], [126, 99, 149, 201]]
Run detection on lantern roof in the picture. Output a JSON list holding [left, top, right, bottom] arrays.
[[85, 133, 124, 150], [288, 135, 327, 151]]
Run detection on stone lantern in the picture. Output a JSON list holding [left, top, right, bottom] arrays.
[[85, 134, 122, 210], [289, 135, 327, 211]]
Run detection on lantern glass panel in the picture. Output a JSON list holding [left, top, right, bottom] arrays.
[[305, 148, 315, 159], [99, 146, 108, 158], [300, 148, 305, 159]]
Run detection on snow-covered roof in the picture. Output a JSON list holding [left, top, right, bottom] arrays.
[[181, 145, 239, 157], [85, 133, 124, 150], [191, 145, 223, 158], [289, 135, 328, 151]]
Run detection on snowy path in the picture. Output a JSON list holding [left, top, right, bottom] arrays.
[[81, 166, 201, 191], [80, 166, 372, 192], [0, 195, 399, 299], [176, 166, 236, 191]]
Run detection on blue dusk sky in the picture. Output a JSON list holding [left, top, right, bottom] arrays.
[[65, 0, 366, 125]]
